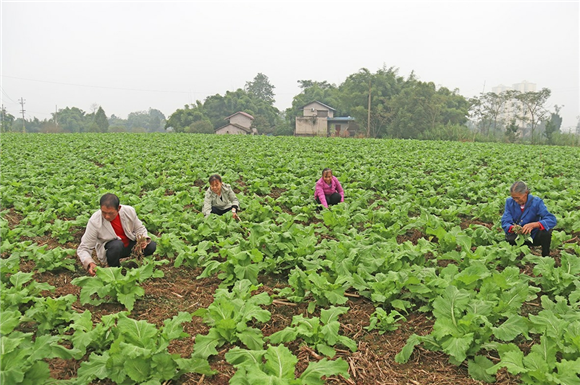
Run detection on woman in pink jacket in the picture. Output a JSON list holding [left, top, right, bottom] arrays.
[[314, 168, 344, 208]]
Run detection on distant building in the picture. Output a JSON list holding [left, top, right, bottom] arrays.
[[295, 101, 357, 137], [492, 80, 536, 94], [215, 111, 257, 135]]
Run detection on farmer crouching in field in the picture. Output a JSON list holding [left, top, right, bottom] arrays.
[[202, 174, 240, 220], [77, 193, 157, 276], [501, 181, 557, 257], [314, 168, 344, 208]]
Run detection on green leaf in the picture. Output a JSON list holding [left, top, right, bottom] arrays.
[[432, 286, 472, 327], [117, 315, 158, 347], [316, 343, 336, 358], [225, 347, 267, 367], [192, 330, 221, 359], [162, 312, 192, 340], [554, 358, 580, 385], [124, 358, 150, 382], [268, 328, 298, 344], [468, 356, 495, 383], [0, 310, 21, 334], [493, 315, 528, 341], [237, 328, 265, 350], [175, 356, 216, 376], [263, 344, 297, 378], [440, 333, 474, 363], [395, 334, 423, 364], [77, 352, 111, 382], [487, 344, 527, 375], [299, 358, 350, 384]]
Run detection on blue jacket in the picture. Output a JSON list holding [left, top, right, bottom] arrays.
[[501, 194, 557, 239]]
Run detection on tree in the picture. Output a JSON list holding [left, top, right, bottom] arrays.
[[127, 111, 151, 132], [245, 73, 275, 105], [504, 118, 520, 143], [468, 92, 510, 137], [1, 107, 15, 133], [95, 106, 109, 133], [56, 107, 86, 133], [388, 81, 468, 139], [338, 66, 406, 138], [186, 120, 214, 134], [514, 88, 551, 144], [543, 105, 562, 144], [108, 114, 128, 131]]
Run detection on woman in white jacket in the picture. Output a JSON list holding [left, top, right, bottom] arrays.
[[202, 174, 240, 219]]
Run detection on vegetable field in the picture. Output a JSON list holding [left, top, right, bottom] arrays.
[[2, 133, 580, 385]]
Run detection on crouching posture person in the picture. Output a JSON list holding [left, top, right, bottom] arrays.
[[77, 193, 157, 276], [501, 181, 557, 257]]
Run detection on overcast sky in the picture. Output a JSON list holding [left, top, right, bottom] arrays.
[[2, 1, 579, 131]]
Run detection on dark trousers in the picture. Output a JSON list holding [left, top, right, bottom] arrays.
[[104, 239, 157, 267], [211, 206, 234, 216], [316, 193, 342, 206], [506, 229, 552, 257]]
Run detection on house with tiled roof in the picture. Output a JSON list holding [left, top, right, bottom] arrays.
[[295, 101, 357, 137], [216, 111, 257, 135]]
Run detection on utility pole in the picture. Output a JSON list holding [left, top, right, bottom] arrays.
[[19, 97, 26, 133]]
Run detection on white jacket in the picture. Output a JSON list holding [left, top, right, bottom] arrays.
[[202, 183, 239, 217], [77, 205, 149, 269]]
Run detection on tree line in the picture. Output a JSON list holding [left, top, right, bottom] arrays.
[[1, 106, 166, 134], [2, 67, 579, 145]]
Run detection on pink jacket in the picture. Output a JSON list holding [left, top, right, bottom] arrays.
[[314, 176, 344, 208]]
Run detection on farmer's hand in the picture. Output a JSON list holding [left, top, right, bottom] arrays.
[[142, 238, 151, 249], [521, 222, 539, 234], [232, 208, 239, 221], [87, 263, 97, 276]]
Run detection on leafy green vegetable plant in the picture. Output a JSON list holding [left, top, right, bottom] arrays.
[[365, 307, 407, 334], [74, 312, 214, 384], [72, 259, 166, 311], [192, 279, 272, 359], [268, 306, 357, 358], [1, 332, 79, 385], [1, 272, 54, 312], [225, 344, 350, 385]]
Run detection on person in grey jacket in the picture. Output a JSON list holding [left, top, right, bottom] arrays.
[[77, 193, 156, 276], [202, 174, 240, 219]]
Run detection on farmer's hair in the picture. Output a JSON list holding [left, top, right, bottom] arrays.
[[100, 193, 120, 209], [322, 168, 332, 176], [209, 174, 222, 183], [510, 181, 529, 194]]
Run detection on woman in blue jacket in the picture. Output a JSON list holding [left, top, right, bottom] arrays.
[[501, 181, 557, 256]]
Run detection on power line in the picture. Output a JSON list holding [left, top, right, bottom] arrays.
[[2, 75, 204, 95], [1, 87, 19, 105]]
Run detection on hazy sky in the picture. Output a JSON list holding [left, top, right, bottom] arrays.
[[2, 1, 579, 131]]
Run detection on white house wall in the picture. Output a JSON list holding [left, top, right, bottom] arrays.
[[295, 116, 328, 136], [229, 115, 253, 127], [216, 125, 248, 135], [302, 102, 334, 118]]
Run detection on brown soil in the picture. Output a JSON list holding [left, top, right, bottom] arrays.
[[396, 229, 427, 245], [33, 258, 521, 385], [269, 187, 288, 200], [9, 210, 522, 384]]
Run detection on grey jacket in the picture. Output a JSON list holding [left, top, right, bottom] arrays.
[[202, 183, 239, 217], [77, 205, 149, 269]]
